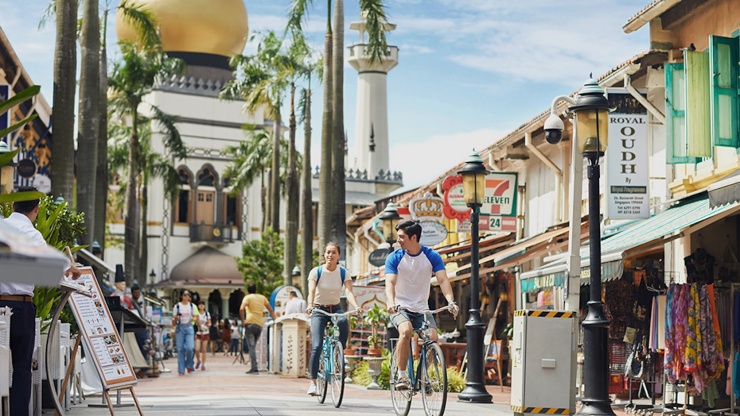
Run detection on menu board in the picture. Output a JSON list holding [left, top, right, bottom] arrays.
[[67, 267, 137, 388]]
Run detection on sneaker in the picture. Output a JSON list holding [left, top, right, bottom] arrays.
[[195, 362, 201, 370], [201, 366, 206, 371], [246, 368, 258, 374], [186, 368, 194, 374], [178, 372, 185, 376], [306, 384, 319, 396], [395, 377, 410, 390]]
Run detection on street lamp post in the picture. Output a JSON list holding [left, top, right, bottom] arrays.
[[457, 151, 493, 404], [379, 202, 402, 244], [550, 79, 613, 415]]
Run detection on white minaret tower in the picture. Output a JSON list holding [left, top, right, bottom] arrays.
[[348, 17, 398, 179]]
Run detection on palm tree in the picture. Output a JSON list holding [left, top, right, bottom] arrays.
[[77, 0, 101, 246], [330, 0, 345, 255], [51, 0, 78, 200], [94, 4, 111, 254], [108, 11, 185, 285], [287, 0, 388, 254], [223, 130, 272, 231], [222, 31, 291, 234], [299, 82, 313, 293]]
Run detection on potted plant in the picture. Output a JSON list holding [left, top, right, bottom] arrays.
[[344, 314, 360, 356], [363, 304, 388, 356]]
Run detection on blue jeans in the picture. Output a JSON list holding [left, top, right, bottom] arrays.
[[0, 300, 35, 416], [244, 324, 262, 371], [175, 324, 194, 374], [308, 306, 348, 379]]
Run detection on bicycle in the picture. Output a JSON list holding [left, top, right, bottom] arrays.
[[390, 305, 454, 416], [312, 308, 358, 408]]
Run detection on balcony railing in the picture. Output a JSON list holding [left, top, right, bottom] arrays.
[[189, 223, 240, 243]]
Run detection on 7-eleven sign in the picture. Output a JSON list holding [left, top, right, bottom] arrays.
[[481, 172, 517, 217]]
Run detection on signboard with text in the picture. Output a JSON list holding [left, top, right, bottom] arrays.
[[606, 89, 650, 219]]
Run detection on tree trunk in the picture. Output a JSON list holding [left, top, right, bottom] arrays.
[[94, 8, 109, 255], [284, 85, 298, 286], [331, 0, 346, 259], [270, 113, 281, 234], [124, 121, 140, 287], [139, 184, 148, 285], [51, 0, 78, 201], [77, 0, 100, 246], [301, 85, 313, 294], [318, 2, 333, 252]]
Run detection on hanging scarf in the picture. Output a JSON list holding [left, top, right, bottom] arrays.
[[684, 284, 702, 377], [664, 284, 676, 383]]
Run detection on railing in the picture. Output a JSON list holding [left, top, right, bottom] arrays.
[[189, 223, 240, 243]]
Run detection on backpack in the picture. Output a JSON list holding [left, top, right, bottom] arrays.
[[175, 303, 194, 326], [316, 265, 346, 286]]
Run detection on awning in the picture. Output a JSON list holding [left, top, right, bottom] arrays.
[[519, 193, 740, 292], [76, 248, 116, 274], [168, 246, 244, 285], [455, 225, 572, 274], [708, 170, 740, 208], [520, 254, 625, 293]]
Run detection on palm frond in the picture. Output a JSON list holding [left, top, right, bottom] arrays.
[[117, 0, 161, 51], [359, 0, 389, 63], [149, 105, 186, 159]]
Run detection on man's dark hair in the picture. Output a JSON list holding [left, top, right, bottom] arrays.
[[247, 283, 257, 294], [131, 285, 140, 292], [396, 220, 422, 242], [12, 186, 41, 214], [289, 290, 297, 297]]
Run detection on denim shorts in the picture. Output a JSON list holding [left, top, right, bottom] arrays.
[[390, 309, 437, 331]]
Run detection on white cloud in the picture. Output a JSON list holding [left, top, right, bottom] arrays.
[[389, 128, 509, 190]]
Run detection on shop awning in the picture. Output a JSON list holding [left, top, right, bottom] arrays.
[[455, 226, 571, 274], [519, 253, 625, 293], [708, 170, 740, 208], [519, 193, 740, 292]]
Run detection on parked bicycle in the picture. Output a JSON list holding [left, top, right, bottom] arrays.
[[312, 308, 358, 408], [389, 305, 453, 416]]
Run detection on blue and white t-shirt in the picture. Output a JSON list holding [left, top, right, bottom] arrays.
[[384, 246, 445, 310]]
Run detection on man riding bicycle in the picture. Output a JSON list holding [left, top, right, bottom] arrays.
[[385, 221, 459, 390]]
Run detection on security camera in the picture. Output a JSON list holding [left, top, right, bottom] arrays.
[[544, 113, 564, 144]]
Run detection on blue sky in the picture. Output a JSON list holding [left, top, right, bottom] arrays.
[[1, 0, 650, 190]]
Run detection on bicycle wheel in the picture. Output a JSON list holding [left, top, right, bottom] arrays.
[[390, 343, 412, 416], [317, 348, 328, 404], [421, 342, 447, 416], [330, 340, 345, 408]]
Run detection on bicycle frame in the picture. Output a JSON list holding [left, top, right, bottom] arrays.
[[312, 308, 357, 408]]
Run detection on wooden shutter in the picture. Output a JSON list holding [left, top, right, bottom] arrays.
[[666, 62, 694, 164], [685, 50, 712, 158], [710, 35, 739, 147]]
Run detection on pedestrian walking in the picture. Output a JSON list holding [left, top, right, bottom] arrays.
[[222, 319, 232, 355], [210, 319, 221, 355], [239, 283, 276, 373], [172, 289, 196, 375], [229, 320, 240, 355], [194, 300, 211, 371]]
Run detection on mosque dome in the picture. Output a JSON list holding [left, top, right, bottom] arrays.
[[115, 0, 248, 58]]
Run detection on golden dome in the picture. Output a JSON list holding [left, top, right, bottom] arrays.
[[115, 0, 248, 57]]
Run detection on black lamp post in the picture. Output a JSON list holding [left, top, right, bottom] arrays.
[[379, 202, 402, 244], [149, 269, 156, 290], [568, 79, 613, 415], [457, 151, 493, 404]]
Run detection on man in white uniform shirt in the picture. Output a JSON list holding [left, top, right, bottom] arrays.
[[284, 290, 307, 315], [0, 188, 81, 416], [385, 220, 458, 390]]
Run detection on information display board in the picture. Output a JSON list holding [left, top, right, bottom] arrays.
[[67, 267, 137, 388]]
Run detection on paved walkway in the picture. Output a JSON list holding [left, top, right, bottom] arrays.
[[57, 352, 646, 415]]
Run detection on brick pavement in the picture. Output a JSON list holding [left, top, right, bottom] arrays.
[[57, 352, 645, 415]]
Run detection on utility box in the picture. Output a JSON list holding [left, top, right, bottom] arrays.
[[511, 310, 577, 415]]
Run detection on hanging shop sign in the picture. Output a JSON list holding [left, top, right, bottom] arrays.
[[409, 192, 445, 223], [418, 221, 448, 246], [606, 88, 650, 219], [480, 172, 518, 217], [368, 248, 391, 267], [442, 175, 470, 221], [16, 159, 36, 178]]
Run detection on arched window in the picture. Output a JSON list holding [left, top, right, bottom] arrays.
[[222, 176, 241, 231], [194, 166, 218, 225], [174, 167, 193, 224]]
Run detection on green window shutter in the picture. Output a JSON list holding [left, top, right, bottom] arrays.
[[666, 62, 694, 164], [710, 35, 739, 147], [685, 50, 712, 158]]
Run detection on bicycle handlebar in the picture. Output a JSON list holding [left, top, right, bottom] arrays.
[[310, 308, 359, 317], [395, 304, 455, 315]]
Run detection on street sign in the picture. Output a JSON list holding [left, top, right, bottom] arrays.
[[418, 221, 448, 246], [480, 172, 518, 216], [480, 215, 517, 231], [368, 248, 391, 267]]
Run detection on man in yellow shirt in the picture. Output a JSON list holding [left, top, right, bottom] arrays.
[[239, 283, 276, 373]]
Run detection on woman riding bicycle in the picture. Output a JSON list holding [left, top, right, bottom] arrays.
[[305, 242, 361, 396], [385, 221, 458, 390]]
